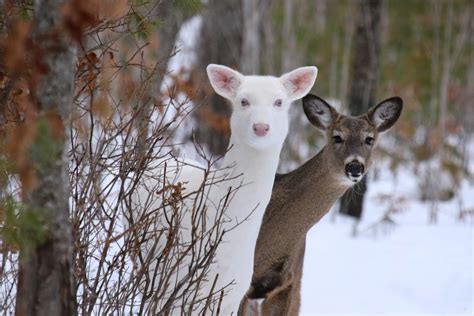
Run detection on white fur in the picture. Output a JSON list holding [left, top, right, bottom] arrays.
[[344, 155, 366, 165], [132, 64, 317, 314]]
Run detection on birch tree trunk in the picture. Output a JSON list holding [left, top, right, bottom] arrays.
[[241, 0, 260, 74], [261, 0, 277, 75], [339, 2, 355, 105], [438, 3, 453, 142], [15, 0, 76, 314], [281, 0, 296, 72], [339, 0, 382, 219]]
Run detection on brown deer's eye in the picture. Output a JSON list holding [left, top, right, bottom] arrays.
[[274, 99, 282, 107], [365, 137, 375, 145], [241, 98, 250, 107], [333, 135, 343, 144]]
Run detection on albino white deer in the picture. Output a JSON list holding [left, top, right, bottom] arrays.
[[132, 64, 318, 314]]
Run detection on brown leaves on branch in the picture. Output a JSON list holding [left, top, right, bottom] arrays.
[[165, 68, 231, 137], [0, 49, 46, 195], [1, 1, 230, 312], [198, 107, 230, 137], [3, 110, 64, 196], [61, 0, 100, 41], [156, 182, 185, 208], [3, 21, 31, 76], [98, 0, 130, 22], [61, 0, 130, 41], [77, 52, 100, 93], [0, 0, 114, 195]]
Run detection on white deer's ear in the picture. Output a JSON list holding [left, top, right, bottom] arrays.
[[302, 94, 337, 130], [206, 64, 244, 100], [368, 97, 403, 133], [280, 66, 318, 101]]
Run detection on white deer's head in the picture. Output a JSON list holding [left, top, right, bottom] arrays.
[[207, 64, 318, 150]]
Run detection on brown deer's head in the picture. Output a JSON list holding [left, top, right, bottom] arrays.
[[303, 94, 403, 184]]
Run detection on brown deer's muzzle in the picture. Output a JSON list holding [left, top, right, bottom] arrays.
[[345, 161, 365, 182]]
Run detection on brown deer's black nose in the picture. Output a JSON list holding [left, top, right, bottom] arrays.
[[345, 161, 365, 178]]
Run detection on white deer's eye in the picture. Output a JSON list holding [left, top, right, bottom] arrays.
[[274, 99, 282, 107], [241, 98, 250, 107]]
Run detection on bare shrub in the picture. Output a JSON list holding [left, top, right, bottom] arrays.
[[70, 92, 233, 314], [1, 1, 233, 314]]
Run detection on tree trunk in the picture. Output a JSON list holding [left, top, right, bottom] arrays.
[[260, 0, 277, 75], [339, 2, 355, 105], [15, 0, 76, 314], [241, 0, 260, 74], [194, 0, 243, 156], [339, 0, 382, 219], [281, 0, 296, 72], [438, 2, 453, 142], [277, 0, 309, 172]]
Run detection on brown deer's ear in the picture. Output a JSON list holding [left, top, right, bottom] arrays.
[[302, 94, 337, 130], [368, 97, 403, 133]]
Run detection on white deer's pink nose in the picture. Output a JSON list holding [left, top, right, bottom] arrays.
[[253, 123, 270, 137]]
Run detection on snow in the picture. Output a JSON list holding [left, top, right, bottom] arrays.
[[301, 221, 472, 315], [300, 160, 474, 316]]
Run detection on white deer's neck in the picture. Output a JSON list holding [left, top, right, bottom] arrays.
[[212, 136, 283, 314], [220, 136, 282, 220]]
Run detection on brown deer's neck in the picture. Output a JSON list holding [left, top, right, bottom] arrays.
[[257, 145, 352, 260], [251, 145, 352, 299], [281, 146, 350, 228]]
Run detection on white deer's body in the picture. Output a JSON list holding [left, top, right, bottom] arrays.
[[131, 65, 318, 314], [207, 140, 282, 314]]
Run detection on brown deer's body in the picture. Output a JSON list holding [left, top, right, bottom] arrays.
[[239, 94, 403, 315], [247, 150, 351, 315]]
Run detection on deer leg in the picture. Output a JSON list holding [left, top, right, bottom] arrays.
[[238, 294, 264, 316], [288, 241, 305, 314], [260, 278, 294, 316], [287, 270, 302, 315], [239, 276, 294, 316]]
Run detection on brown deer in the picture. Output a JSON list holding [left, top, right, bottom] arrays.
[[239, 93, 403, 315]]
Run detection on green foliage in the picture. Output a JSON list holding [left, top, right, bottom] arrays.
[[0, 196, 48, 252], [132, 0, 150, 6], [128, 11, 153, 40], [29, 116, 63, 172], [269, 0, 471, 122], [0, 153, 13, 187], [127, 0, 202, 41], [175, 0, 202, 15], [380, 0, 472, 118], [13, 0, 35, 21]]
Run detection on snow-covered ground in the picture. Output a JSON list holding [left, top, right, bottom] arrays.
[[300, 160, 473, 316]]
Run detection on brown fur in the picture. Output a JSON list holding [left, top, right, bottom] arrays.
[[239, 94, 403, 315]]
